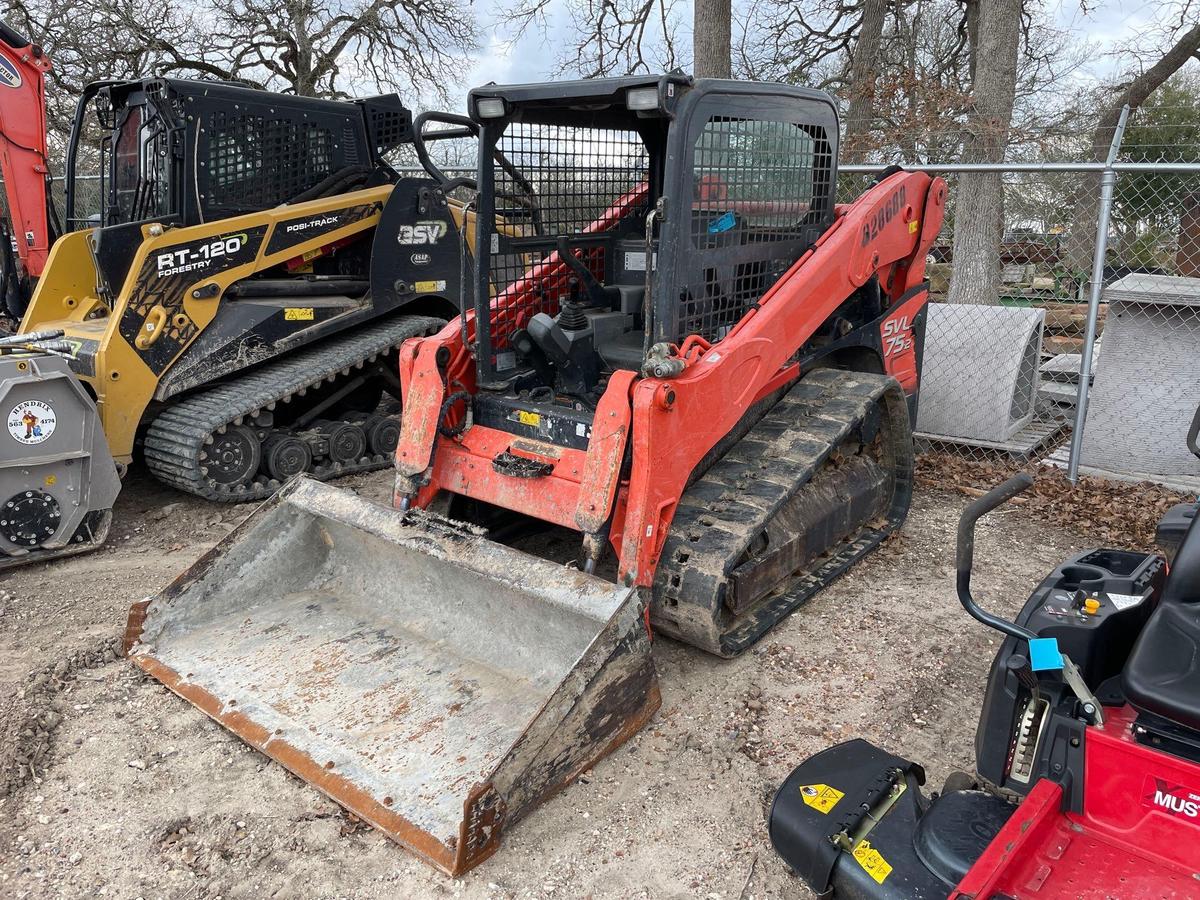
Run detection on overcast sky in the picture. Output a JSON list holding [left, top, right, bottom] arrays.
[[444, 0, 1177, 113]]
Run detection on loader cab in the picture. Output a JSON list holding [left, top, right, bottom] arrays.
[[64, 78, 413, 228], [466, 75, 839, 404], [61, 78, 413, 297]]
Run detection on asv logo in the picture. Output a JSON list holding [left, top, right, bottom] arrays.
[[881, 314, 914, 358], [397, 221, 447, 245], [1148, 779, 1200, 819]]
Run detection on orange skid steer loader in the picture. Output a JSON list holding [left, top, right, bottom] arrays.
[[125, 75, 946, 875]]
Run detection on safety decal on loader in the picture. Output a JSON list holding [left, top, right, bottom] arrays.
[[798, 783, 844, 814], [851, 839, 893, 884]]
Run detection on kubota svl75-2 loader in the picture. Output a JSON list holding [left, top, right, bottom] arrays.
[[126, 75, 947, 875]]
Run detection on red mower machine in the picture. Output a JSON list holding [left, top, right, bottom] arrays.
[[770, 463, 1200, 897]]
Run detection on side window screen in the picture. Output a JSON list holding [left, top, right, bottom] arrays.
[[204, 114, 336, 213], [691, 117, 819, 243], [111, 106, 143, 221], [110, 105, 170, 224], [673, 115, 830, 345]]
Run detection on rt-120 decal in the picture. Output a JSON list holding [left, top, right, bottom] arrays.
[[156, 234, 248, 278], [120, 225, 268, 375]]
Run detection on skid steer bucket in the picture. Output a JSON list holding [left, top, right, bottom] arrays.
[[125, 477, 660, 876]]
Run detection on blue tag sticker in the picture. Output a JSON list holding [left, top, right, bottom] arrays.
[[1029, 637, 1064, 672], [708, 211, 737, 234]]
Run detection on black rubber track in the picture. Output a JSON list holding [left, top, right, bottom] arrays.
[[650, 369, 915, 657], [143, 315, 444, 502]]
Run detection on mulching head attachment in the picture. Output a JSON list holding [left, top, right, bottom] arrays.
[[125, 477, 659, 875], [0, 352, 119, 568]]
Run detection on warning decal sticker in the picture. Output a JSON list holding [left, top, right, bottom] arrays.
[[798, 783, 844, 814], [852, 840, 893, 884], [8, 400, 56, 445]]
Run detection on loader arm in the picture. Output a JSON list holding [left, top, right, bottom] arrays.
[[0, 22, 53, 281], [397, 170, 946, 587], [616, 171, 946, 586]]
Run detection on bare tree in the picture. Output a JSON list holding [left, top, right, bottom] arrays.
[[694, 0, 732, 77], [1063, 14, 1200, 275], [504, 0, 739, 78], [743, 0, 883, 87], [946, 0, 1023, 306], [5, 0, 188, 144], [502, 0, 682, 77], [7, 0, 478, 121], [842, 0, 889, 161]]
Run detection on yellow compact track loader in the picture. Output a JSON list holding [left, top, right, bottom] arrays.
[[21, 79, 470, 502]]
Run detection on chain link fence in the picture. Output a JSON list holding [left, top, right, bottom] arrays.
[[1075, 109, 1200, 492], [11, 102, 1200, 491], [832, 107, 1200, 492]]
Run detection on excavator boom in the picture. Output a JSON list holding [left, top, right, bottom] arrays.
[[0, 22, 53, 295]]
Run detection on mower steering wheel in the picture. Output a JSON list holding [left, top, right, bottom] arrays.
[[956, 474, 1038, 642]]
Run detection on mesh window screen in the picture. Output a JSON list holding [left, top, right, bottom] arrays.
[[679, 117, 828, 343], [204, 112, 336, 212], [486, 123, 650, 361], [366, 104, 411, 158], [110, 107, 170, 224]]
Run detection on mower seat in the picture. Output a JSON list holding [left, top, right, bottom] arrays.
[[1123, 510, 1200, 731]]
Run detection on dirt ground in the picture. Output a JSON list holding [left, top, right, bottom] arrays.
[[0, 467, 1095, 899]]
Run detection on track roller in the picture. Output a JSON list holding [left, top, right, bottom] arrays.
[[261, 434, 313, 482], [143, 315, 444, 502]]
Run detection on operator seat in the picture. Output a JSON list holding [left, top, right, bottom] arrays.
[[1123, 508, 1200, 732]]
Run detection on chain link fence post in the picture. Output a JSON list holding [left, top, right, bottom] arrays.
[[1066, 105, 1129, 483]]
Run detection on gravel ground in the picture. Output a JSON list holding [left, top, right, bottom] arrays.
[[0, 468, 1090, 899]]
